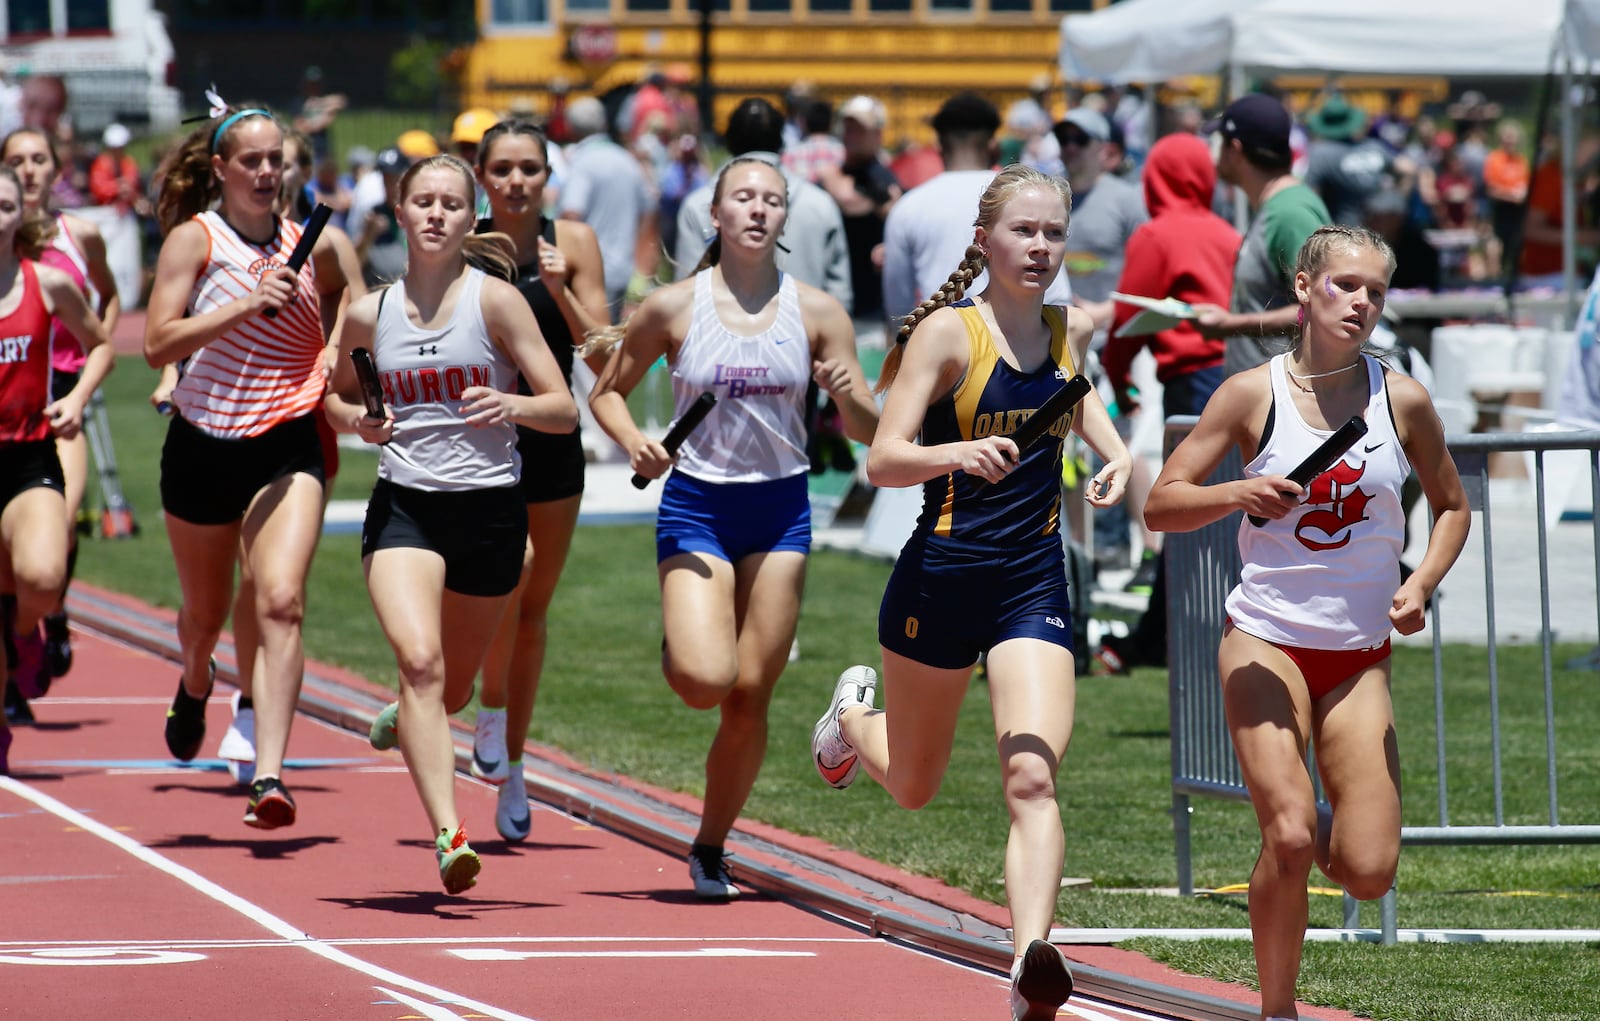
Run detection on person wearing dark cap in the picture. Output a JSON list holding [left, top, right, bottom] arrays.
[[882, 91, 1070, 333], [1052, 107, 1145, 312], [1303, 93, 1392, 227], [354, 147, 410, 286], [672, 96, 851, 311], [1193, 93, 1330, 375]]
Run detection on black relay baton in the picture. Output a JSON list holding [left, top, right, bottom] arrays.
[[264, 203, 333, 319], [632, 391, 716, 490], [1247, 415, 1368, 526], [971, 373, 1093, 490], [349, 348, 386, 421]]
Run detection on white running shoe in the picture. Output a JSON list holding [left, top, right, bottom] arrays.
[[471, 708, 509, 785], [687, 846, 739, 900], [496, 767, 531, 842], [1009, 939, 1074, 1021], [218, 690, 256, 786], [811, 665, 877, 789]]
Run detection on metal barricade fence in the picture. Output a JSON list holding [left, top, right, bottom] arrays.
[[1163, 417, 1600, 943]]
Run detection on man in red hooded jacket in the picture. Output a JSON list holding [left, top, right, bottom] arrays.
[[1103, 132, 1240, 420], [1095, 132, 1240, 673]]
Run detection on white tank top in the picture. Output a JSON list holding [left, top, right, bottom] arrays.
[[1225, 353, 1411, 650], [174, 211, 326, 438], [670, 269, 812, 484], [373, 268, 521, 492]]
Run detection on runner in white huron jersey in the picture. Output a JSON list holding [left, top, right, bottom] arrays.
[[588, 156, 879, 901], [1145, 225, 1470, 1021], [326, 154, 576, 897]]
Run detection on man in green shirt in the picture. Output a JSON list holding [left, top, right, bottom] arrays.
[[1195, 93, 1331, 375]]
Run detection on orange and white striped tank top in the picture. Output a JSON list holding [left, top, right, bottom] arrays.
[[171, 210, 326, 439]]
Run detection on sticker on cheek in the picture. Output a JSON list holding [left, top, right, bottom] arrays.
[[1324, 274, 1336, 298]]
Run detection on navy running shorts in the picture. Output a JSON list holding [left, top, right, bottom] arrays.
[[361, 478, 527, 598], [160, 412, 326, 526], [655, 470, 811, 564], [0, 440, 66, 513], [878, 536, 1074, 670]]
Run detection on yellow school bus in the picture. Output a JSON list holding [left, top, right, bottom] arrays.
[[464, 0, 1121, 147]]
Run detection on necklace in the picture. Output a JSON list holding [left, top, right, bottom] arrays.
[[1285, 360, 1361, 392]]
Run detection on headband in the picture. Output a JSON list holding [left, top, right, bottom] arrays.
[[211, 109, 272, 152]]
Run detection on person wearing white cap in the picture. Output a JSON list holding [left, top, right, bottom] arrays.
[[816, 95, 902, 323], [86, 122, 145, 310]]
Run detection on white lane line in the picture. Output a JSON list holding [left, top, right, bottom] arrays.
[[0, 935, 873, 950], [0, 776, 535, 1021], [451, 948, 815, 961], [374, 985, 475, 1021]]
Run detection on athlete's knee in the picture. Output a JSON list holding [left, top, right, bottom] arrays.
[[252, 579, 305, 627], [392, 643, 446, 690], [1001, 753, 1060, 808], [1330, 840, 1399, 901], [887, 770, 944, 810], [662, 650, 737, 709], [1261, 814, 1318, 876]]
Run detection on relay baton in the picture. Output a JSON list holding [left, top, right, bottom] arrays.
[[349, 348, 386, 421], [264, 203, 333, 319], [632, 391, 716, 490], [1247, 415, 1368, 526], [971, 373, 1093, 490]]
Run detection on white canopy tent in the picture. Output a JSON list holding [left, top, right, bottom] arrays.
[[1060, 0, 1585, 82], [1059, 0, 1600, 319]]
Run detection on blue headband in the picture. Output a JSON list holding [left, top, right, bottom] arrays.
[[210, 109, 272, 152]]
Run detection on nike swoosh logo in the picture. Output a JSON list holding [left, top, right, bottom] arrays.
[[1363, 442, 1384, 452], [816, 753, 857, 786], [473, 751, 503, 775]]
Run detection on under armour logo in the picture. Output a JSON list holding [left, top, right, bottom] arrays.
[[418, 344, 437, 356]]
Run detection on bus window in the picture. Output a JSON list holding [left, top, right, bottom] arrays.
[[866, 0, 911, 12], [808, 0, 852, 11], [625, 0, 671, 10], [67, 1, 112, 32], [7, 0, 51, 37], [748, 0, 792, 11], [565, 0, 610, 13], [929, 0, 973, 11], [491, 0, 550, 24]]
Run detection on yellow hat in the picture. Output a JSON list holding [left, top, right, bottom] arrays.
[[452, 107, 498, 145], [396, 129, 440, 159]]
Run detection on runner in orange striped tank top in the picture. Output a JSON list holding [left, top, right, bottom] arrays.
[[0, 165, 114, 773], [2, 127, 123, 695], [143, 104, 359, 831]]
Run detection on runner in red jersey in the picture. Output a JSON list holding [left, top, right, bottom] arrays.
[[0, 164, 114, 772]]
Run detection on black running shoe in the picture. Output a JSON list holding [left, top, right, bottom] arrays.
[[244, 777, 297, 829], [42, 613, 72, 679], [3, 677, 33, 726], [163, 662, 213, 762]]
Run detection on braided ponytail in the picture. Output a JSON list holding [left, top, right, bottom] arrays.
[[876, 243, 988, 393]]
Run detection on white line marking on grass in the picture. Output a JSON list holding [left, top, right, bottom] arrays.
[[0, 776, 537, 1021]]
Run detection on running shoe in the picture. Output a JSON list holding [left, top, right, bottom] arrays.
[[687, 844, 739, 900], [471, 707, 509, 784], [811, 665, 877, 789], [218, 690, 257, 786], [369, 701, 399, 751], [13, 622, 47, 699], [495, 766, 531, 842], [436, 825, 481, 895], [163, 660, 214, 762], [243, 776, 297, 829], [42, 612, 71, 680], [4, 677, 34, 726], [1009, 939, 1074, 1021]]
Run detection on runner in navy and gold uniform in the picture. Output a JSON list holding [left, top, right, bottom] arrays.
[[809, 164, 1131, 1021]]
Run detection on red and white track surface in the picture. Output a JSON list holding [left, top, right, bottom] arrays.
[[0, 586, 1359, 1021]]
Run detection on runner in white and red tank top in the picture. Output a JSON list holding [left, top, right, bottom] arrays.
[[143, 104, 358, 832], [0, 165, 114, 773], [1146, 225, 1471, 1021], [2, 127, 124, 690]]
